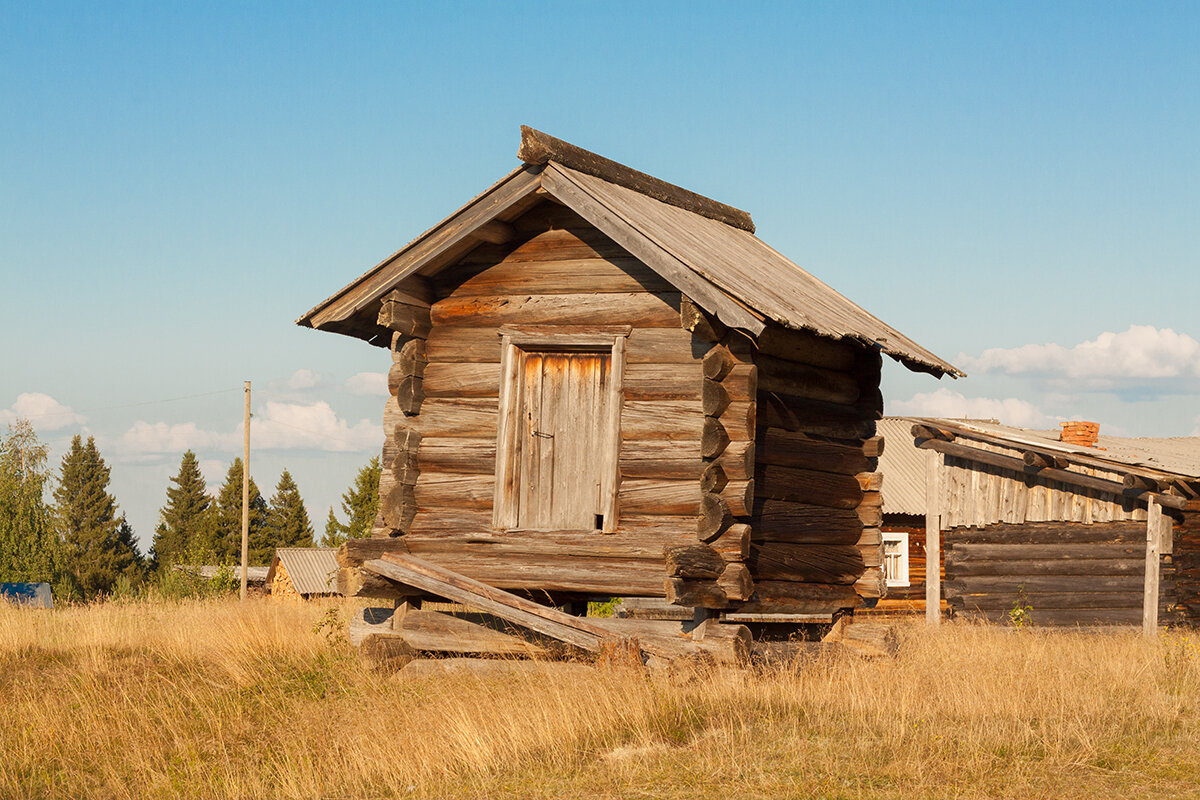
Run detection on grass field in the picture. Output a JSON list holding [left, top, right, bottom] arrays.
[[4, 597, 1200, 799]]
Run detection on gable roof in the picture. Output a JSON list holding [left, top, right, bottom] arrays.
[[266, 547, 339, 596], [298, 128, 962, 378]]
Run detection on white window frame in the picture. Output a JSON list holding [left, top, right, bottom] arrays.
[[492, 325, 628, 533], [882, 531, 911, 588]]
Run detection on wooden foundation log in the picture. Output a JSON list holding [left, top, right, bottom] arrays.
[[664, 545, 725, 579], [736, 580, 864, 615], [716, 563, 754, 601], [756, 428, 872, 474], [665, 578, 728, 608], [392, 610, 547, 656], [755, 326, 857, 371], [698, 493, 734, 541], [753, 500, 864, 544], [750, 542, 866, 584], [702, 418, 730, 458], [359, 633, 416, 673], [710, 523, 751, 561], [755, 464, 863, 509], [591, 618, 752, 665]]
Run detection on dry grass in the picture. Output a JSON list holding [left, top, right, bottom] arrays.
[[4, 598, 1200, 799]]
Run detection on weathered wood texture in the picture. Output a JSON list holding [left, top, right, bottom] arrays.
[[943, 521, 1175, 626], [1172, 507, 1200, 624]]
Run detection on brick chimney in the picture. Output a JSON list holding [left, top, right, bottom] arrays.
[[1059, 420, 1100, 448]]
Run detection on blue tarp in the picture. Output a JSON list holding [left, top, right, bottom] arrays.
[[0, 583, 54, 609]]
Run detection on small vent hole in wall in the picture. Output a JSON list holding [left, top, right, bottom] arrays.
[[595, 514, 604, 531]]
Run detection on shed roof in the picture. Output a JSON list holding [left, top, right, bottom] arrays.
[[298, 127, 961, 378], [879, 416, 1200, 515], [266, 548, 340, 596]]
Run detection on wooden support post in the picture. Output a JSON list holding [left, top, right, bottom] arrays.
[[1144, 497, 1162, 638], [240, 380, 250, 602], [925, 449, 941, 628]]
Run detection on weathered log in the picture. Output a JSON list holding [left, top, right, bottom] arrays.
[[619, 479, 700, 515], [402, 527, 697, 562], [856, 505, 883, 527], [755, 464, 863, 509], [827, 621, 899, 658], [854, 567, 886, 599], [697, 493, 734, 541], [412, 398, 498, 438], [378, 296, 432, 338], [716, 563, 754, 601], [702, 418, 730, 458], [416, 437, 496, 474], [338, 567, 410, 599], [947, 542, 1143, 561], [862, 435, 885, 457], [757, 392, 876, 441], [624, 363, 704, 401], [623, 400, 704, 441], [755, 354, 860, 406], [750, 542, 866, 584], [721, 479, 754, 517], [393, 338, 428, 379], [952, 606, 1146, 626], [393, 423, 422, 452], [710, 522, 751, 561], [380, 484, 417, 531], [858, 542, 883, 568], [700, 462, 728, 494], [619, 440, 703, 479], [664, 578, 728, 608], [910, 423, 956, 442], [703, 345, 735, 381], [392, 375, 424, 414], [717, 439, 755, 480], [393, 610, 546, 656], [431, 292, 682, 329], [945, 574, 1145, 594], [591, 618, 751, 664], [359, 633, 416, 672], [859, 490, 881, 508], [405, 509, 697, 541], [690, 618, 754, 662], [702, 379, 731, 417], [445, 255, 675, 297], [391, 457, 419, 486], [414, 473, 495, 510], [422, 362, 500, 398], [756, 428, 871, 474], [1123, 473, 1171, 492], [680, 296, 727, 342], [721, 401, 756, 441], [945, 556, 1146, 577], [753, 500, 864, 544], [401, 658, 596, 678], [856, 472, 882, 492], [664, 545, 725, 579], [857, 527, 882, 547], [471, 219, 516, 245], [349, 606, 397, 646], [424, 325, 696, 364], [755, 326, 857, 371], [946, 522, 1146, 545], [338, 537, 408, 568], [947, 592, 1146, 611], [736, 580, 864, 615], [721, 363, 758, 402]]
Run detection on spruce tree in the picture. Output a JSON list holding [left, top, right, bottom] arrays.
[[321, 457, 381, 547], [208, 458, 266, 565], [53, 435, 140, 598], [258, 469, 314, 563], [0, 420, 60, 584], [151, 450, 212, 568]]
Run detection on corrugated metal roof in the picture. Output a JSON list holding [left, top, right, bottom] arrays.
[[877, 418, 929, 515], [297, 131, 961, 379], [268, 548, 339, 596], [879, 416, 1200, 515]]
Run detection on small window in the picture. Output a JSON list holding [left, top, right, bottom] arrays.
[[882, 531, 910, 588]]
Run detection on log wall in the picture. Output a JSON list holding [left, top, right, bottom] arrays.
[[943, 521, 1174, 626]]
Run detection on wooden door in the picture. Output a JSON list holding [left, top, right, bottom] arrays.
[[517, 351, 611, 530]]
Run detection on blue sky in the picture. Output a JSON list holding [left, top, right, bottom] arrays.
[[3, 2, 1197, 552]]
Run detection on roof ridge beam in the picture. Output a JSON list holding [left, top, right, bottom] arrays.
[[518, 126, 756, 233]]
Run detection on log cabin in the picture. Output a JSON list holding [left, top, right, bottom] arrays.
[[873, 416, 1200, 629], [298, 127, 961, 623]]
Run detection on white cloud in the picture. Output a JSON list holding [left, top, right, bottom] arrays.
[[199, 459, 226, 493], [0, 392, 87, 431], [890, 388, 1058, 429], [344, 371, 389, 396], [116, 402, 382, 460], [284, 369, 323, 391], [959, 326, 1200, 389]]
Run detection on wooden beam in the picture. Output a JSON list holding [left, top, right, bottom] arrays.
[[910, 422, 955, 442], [1144, 498, 1162, 638], [925, 449, 941, 628], [1023, 451, 1069, 470], [916, 438, 1188, 511], [471, 219, 516, 245], [518, 126, 756, 232]]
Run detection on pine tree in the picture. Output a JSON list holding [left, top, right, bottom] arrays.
[[258, 469, 314, 563], [207, 458, 266, 565], [321, 457, 381, 547], [151, 450, 212, 568], [0, 420, 60, 584], [53, 435, 140, 598]]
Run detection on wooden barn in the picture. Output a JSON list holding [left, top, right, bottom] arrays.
[[874, 417, 1200, 629], [298, 127, 961, 640]]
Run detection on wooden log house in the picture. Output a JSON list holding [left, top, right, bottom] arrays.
[[297, 127, 961, 624], [872, 417, 1200, 628]]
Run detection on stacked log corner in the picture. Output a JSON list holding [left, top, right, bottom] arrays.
[[745, 324, 885, 615], [668, 298, 756, 609], [1169, 502, 1200, 625]]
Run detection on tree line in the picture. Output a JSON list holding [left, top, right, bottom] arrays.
[[0, 419, 381, 602]]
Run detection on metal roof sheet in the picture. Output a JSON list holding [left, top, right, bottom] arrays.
[[268, 548, 340, 596], [877, 417, 929, 515]]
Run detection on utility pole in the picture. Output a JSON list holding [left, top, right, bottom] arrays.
[[240, 381, 250, 601]]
